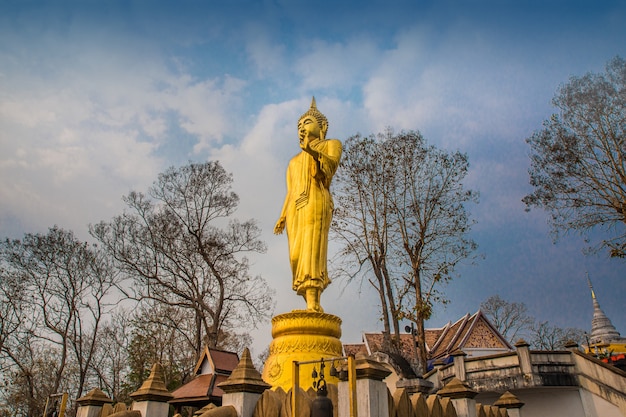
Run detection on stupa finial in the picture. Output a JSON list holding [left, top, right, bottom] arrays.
[[587, 272, 596, 300]]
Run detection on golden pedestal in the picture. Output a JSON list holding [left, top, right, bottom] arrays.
[[262, 310, 342, 390]]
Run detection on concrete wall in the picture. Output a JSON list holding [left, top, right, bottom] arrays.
[[479, 388, 585, 417], [425, 347, 626, 417], [570, 350, 626, 415], [579, 387, 624, 417]]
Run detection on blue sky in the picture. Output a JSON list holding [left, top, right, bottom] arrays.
[[1, 0, 625, 356]]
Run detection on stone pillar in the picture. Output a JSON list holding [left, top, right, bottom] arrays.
[[437, 377, 478, 417], [493, 391, 524, 417], [451, 349, 467, 381], [130, 363, 173, 417], [514, 340, 532, 376], [338, 354, 391, 417], [337, 379, 349, 417], [218, 347, 271, 417], [431, 359, 446, 390], [76, 389, 114, 417]]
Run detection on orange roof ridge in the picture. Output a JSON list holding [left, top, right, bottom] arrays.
[[458, 311, 482, 347], [444, 313, 472, 353]]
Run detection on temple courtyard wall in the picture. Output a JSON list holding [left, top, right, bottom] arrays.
[[75, 341, 626, 417]]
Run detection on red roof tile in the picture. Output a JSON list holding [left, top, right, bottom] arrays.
[[343, 343, 368, 356], [169, 372, 232, 406], [193, 347, 240, 376], [210, 349, 239, 374], [210, 374, 229, 397], [363, 333, 385, 353], [170, 374, 215, 404], [425, 328, 445, 349]]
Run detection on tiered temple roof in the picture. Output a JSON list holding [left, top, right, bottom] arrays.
[[345, 310, 512, 369], [170, 347, 239, 409]]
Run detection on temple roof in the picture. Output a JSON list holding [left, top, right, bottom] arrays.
[[193, 346, 240, 376], [169, 373, 229, 405], [170, 347, 239, 407], [346, 310, 512, 365]]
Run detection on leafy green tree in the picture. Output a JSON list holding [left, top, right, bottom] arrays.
[[91, 161, 274, 358], [332, 130, 479, 373], [523, 56, 626, 258], [123, 302, 197, 396]]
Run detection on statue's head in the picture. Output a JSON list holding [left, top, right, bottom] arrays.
[[299, 97, 328, 138]]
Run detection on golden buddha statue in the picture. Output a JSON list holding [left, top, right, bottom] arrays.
[[274, 98, 342, 312], [264, 98, 344, 389]]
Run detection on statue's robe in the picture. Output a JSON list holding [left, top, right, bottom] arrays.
[[284, 138, 342, 295]]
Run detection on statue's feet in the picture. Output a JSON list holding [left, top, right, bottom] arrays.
[[304, 288, 324, 312], [307, 303, 324, 312]]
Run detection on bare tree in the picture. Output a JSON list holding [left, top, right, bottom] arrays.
[[531, 321, 586, 350], [523, 56, 626, 258], [332, 130, 479, 373], [0, 227, 119, 414], [89, 310, 132, 402], [481, 295, 585, 350], [480, 295, 535, 343], [0, 342, 68, 417], [0, 263, 27, 362], [0, 279, 42, 417], [91, 161, 275, 358], [332, 133, 402, 352]]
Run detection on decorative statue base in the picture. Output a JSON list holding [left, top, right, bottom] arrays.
[[262, 310, 342, 390]]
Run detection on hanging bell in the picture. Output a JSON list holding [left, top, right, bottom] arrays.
[[312, 367, 318, 379], [329, 363, 338, 377], [311, 380, 333, 417]]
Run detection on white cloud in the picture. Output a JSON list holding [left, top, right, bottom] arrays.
[[293, 36, 380, 92], [162, 74, 247, 153], [358, 24, 552, 149], [0, 32, 248, 238], [243, 24, 288, 78]]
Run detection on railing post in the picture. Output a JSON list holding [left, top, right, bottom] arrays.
[[493, 391, 524, 417], [348, 355, 357, 417], [437, 377, 478, 417], [292, 361, 300, 417]]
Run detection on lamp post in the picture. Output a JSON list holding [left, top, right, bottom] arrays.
[[405, 322, 419, 372]]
